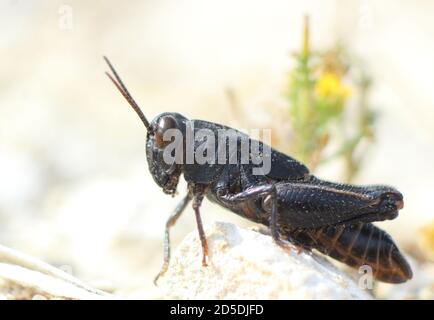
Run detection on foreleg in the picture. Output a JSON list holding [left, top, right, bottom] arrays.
[[154, 194, 191, 285]]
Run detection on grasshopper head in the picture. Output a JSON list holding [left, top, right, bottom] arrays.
[[145, 112, 187, 195]]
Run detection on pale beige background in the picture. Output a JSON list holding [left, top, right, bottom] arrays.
[[0, 0, 433, 294]]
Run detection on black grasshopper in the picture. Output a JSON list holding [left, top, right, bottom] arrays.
[[104, 57, 412, 284]]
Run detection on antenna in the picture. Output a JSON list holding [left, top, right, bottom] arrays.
[[103, 56, 151, 131]]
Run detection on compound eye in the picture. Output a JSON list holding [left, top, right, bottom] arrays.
[[155, 115, 177, 148]]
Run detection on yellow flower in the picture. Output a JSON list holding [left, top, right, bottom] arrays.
[[419, 220, 434, 261], [315, 72, 351, 100]]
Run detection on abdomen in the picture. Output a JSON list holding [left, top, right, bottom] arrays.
[[284, 223, 413, 283]]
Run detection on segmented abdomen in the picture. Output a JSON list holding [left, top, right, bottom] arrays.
[[286, 223, 412, 283]]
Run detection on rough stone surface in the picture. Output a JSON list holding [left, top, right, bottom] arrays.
[[0, 244, 110, 300], [159, 222, 371, 299], [0, 263, 106, 300]]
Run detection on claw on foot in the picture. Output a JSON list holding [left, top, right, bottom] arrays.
[[274, 238, 293, 252], [153, 270, 165, 286], [202, 255, 208, 267]]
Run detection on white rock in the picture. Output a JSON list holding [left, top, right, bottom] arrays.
[[0, 263, 107, 300], [159, 222, 371, 299], [0, 244, 110, 300]]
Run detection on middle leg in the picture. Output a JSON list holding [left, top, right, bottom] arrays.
[[191, 183, 209, 266]]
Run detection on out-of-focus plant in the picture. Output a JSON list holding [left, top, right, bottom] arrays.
[[418, 220, 434, 262], [286, 16, 376, 182]]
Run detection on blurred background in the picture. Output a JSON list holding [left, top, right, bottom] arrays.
[[0, 0, 433, 298]]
